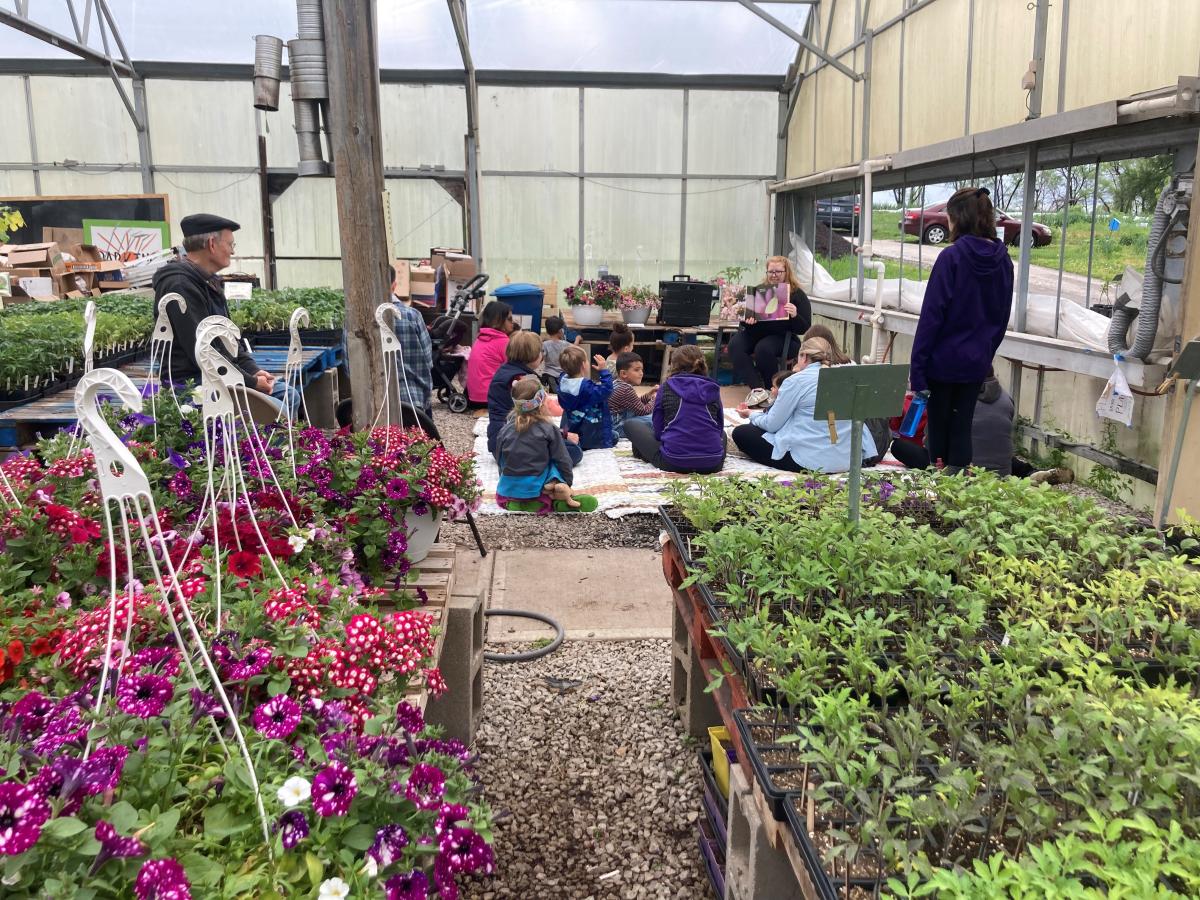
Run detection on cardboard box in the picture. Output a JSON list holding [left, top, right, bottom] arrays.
[[42, 227, 85, 260], [6, 242, 65, 274], [16, 276, 55, 299], [410, 264, 436, 284], [430, 248, 476, 280], [56, 271, 96, 295], [390, 259, 411, 298], [66, 245, 123, 273]]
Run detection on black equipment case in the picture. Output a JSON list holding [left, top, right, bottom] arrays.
[[658, 275, 717, 326]]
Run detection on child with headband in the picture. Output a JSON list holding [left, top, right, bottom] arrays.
[[495, 376, 598, 513]]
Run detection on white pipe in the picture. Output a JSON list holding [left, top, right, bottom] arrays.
[[769, 156, 891, 194], [1116, 94, 1188, 117], [864, 259, 887, 364]]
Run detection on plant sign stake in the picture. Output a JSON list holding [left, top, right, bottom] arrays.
[[813, 363, 908, 524]]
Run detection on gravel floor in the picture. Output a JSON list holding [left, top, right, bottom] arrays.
[[431, 408, 663, 551], [465, 640, 709, 899]]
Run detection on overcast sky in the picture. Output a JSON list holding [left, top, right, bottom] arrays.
[[1, 0, 811, 74]]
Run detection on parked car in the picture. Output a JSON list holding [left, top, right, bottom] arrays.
[[900, 203, 1053, 246], [816, 196, 860, 233]]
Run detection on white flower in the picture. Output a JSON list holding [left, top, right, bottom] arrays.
[[362, 856, 378, 878], [190, 387, 204, 405], [277, 776, 312, 807], [178, 403, 195, 416], [288, 533, 308, 554], [319, 878, 351, 900]]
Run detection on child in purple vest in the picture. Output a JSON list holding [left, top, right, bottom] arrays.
[[624, 346, 726, 474]]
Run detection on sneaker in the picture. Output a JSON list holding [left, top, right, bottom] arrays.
[[744, 388, 771, 408], [1030, 467, 1075, 485]]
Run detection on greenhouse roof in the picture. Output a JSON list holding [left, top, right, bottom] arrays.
[[0, 0, 812, 76]]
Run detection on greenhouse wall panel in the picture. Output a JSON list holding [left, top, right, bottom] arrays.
[[272, 178, 341, 258], [865, 0, 905, 31], [967, 0, 1039, 135], [481, 175, 578, 289], [813, 63, 855, 173], [276, 258, 344, 290], [385, 178, 464, 258], [152, 172, 264, 256], [30, 77, 139, 164], [0, 76, 33, 163], [479, 86, 578, 173], [36, 170, 144, 198], [902, 0, 967, 148], [584, 89, 683, 175], [0, 171, 37, 197], [380, 83, 467, 170], [686, 91, 777, 177], [683, 179, 770, 282], [263, 82, 299, 169], [145, 80, 258, 168], [787, 78, 816, 178], [867, 25, 902, 159], [584, 177, 681, 287]]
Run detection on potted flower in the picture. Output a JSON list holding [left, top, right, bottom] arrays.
[[564, 279, 619, 327], [618, 286, 659, 325]]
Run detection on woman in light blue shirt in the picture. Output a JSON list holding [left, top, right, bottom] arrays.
[[731, 337, 878, 473]]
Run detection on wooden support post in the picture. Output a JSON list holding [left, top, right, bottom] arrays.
[[322, 0, 390, 431]]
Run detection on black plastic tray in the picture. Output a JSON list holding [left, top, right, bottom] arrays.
[[697, 749, 728, 851], [249, 327, 343, 348], [696, 818, 726, 900], [732, 708, 808, 822]]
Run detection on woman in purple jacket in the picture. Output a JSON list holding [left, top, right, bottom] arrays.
[[909, 187, 1014, 474], [624, 346, 726, 474]]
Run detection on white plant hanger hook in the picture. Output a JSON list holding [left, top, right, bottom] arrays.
[[82, 300, 97, 375], [181, 316, 293, 625], [74, 368, 272, 849], [0, 461, 22, 509], [279, 307, 311, 477], [149, 293, 187, 440], [372, 301, 421, 452]]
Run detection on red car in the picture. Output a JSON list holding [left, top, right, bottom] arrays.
[[900, 203, 1053, 247]]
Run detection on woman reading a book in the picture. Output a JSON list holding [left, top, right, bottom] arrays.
[[728, 256, 812, 403]]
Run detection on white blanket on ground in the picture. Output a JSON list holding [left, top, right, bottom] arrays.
[[470, 411, 885, 518]]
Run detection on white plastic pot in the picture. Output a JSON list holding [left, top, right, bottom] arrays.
[[621, 307, 652, 325], [571, 304, 604, 326], [403, 508, 443, 564]]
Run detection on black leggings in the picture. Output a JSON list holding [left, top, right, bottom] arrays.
[[925, 379, 981, 469], [733, 424, 880, 472], [890, 437, 1035, 477], [728, 331, 792, 389], [625, 419, 723, 474]]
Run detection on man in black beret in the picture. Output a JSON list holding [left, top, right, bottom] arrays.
[[152, 213, 276, 396]]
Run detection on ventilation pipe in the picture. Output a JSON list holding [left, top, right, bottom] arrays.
[[1108, 180, 1190, 360], [253, 35, 284, 111], [857, 161, 891, 364], [290, 0, 330, 176], [294, 97, 328, 177]]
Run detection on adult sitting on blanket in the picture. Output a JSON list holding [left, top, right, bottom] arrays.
[[625, 346, 727, 475], [727, 255, 812, 398], [732, 337, 879, 473], [154, 213, 291, 411], [486, 331, 574, 461]]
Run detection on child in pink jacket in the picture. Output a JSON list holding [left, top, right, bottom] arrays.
[[466, 301, 514, 406]]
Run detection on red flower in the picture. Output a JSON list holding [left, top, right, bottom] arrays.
[[265, 538, 295, 560], [7, 641, 25, 667], [227, 551, 262, 580], [30, 635, 58, 657]]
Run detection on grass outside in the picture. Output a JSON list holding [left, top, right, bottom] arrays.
[[821, 254, 927, 283], [866, 208, 1147, 281]]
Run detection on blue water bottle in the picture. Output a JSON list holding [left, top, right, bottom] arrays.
[[899, 392, 927, 438]]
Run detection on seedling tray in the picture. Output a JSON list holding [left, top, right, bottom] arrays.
[[696, 818, 726, 900], [733, 707, 808, 822], [697, 749, 728, 849], [249, 327, 344, 347]]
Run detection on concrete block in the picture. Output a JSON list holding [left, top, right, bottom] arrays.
[[424, 588, 485, 743], [724, 766, 803, 900], [670, 601, 722, 741]]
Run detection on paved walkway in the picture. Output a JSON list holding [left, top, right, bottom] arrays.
[[454, 546, 674, 642], [868, 238, 1098, 306]]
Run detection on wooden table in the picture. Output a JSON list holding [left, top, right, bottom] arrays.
[[560, 311, 737, 382]]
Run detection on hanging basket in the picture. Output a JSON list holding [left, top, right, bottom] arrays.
[[571, 304, 604, 327], [403, 507, 443, 564]]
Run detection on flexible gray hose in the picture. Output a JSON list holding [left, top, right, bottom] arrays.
[[483, 610, 565, 663], [1109, 187, 1170, 359]]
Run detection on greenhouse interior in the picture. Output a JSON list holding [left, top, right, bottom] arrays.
[[1, 0, 1199, 897]]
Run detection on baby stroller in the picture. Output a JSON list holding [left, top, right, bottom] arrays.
[[430, 273, 488, 413]]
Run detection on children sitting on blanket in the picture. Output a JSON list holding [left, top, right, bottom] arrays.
[[496, 376, 598, 514], [557, 346, 615, 450], [624, 346, 727, 475], [487, 331, 567, 460], [608, 352, 657, 441]]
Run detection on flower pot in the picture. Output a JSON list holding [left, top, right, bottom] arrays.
[[621, 307, 652, 325], [571, 304, 604, 327], [403, 508, 443, 564]]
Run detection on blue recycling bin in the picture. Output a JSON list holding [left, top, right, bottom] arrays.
[[492, 283, 545, 335]]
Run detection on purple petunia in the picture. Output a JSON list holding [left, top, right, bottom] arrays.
[[432, 859, 459, 900], [0, 783, 51, 855], [217, 646, 272, 682], [166, 449, 190, 470], [92, 820, 148, 872], [134, 857, 192, 900], [369, 824, 410, 868], [0, 787, 51, 854], [438, 826, 496, 876], [435, 804, 470, 838], [404, 763, 446, 810], [127, 647, 182, 677], [82, 745, 130, 795], [385, 870, 429, 900], [252, 695, 302, 740], [395, 701, 425, 735], [277, 809, 309, 850], [33, 705, 88, 756], [311, 761, 357, 817], [116, 674, 174, 719], [385, 477, 411, 501], [188, 689, 224, 726], [6, 691, 53, 736]]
